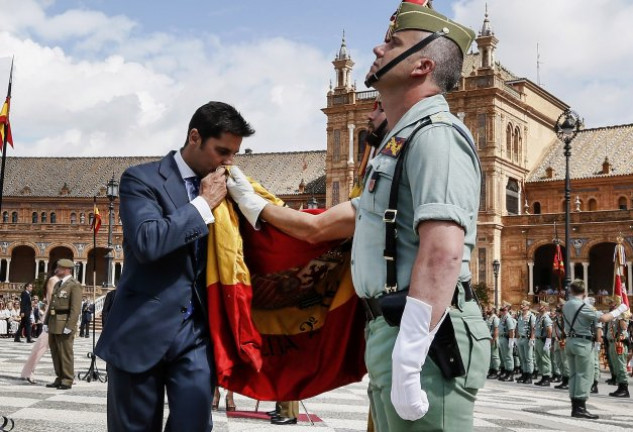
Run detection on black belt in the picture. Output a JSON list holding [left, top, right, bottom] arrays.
[[569, 335, 594, 341], [361, 282, 475, 322]]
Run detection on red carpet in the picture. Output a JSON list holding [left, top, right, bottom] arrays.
[[226, 410, 322, 423]]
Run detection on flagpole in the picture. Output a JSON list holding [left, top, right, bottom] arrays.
[[0, 57, 14, 214], [78, 196, 107, 383]]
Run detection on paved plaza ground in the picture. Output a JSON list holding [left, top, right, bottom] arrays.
[[1, 335, 633, 431]]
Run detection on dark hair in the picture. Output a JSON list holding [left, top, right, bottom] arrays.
[[417, 33, 463, 93], [185, 101, 255, 146], [570, 279, 585, 295]]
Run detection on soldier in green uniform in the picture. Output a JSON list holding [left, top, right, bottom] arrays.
[[534, 301, 553, 386], [604, 298, 618, 385], [583, 297, 603, 394], [497, 303, 516, 382], [562, 280, 599, 419], [604, 297, 630, 398], [552, 301, 570, 390], [44, 259, 82, 390], [227, 1, 489, 429], [486, 305, 501, 379], [516, 300, 536, 384]]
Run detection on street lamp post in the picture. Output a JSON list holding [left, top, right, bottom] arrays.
[[493, 259, 500, 309], [105, 175, 119, 287], [555, 109, 581, 297]]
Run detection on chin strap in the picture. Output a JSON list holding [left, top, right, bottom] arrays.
[[365, 30, 446, 88]]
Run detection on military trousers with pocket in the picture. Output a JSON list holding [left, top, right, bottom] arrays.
[[498, 337, 513, 371], [517, 338, 534, 374], [490, 339, 500, 371], [365, 301, 490, 431], [608, 341, 629, 384], [566, 338, 593, 400], [535, 339, 552, 376], [552, 341, 569, 377], [48, 332, 75, 387]]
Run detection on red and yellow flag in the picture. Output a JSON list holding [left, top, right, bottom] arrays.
[[0, 97, 12, 149], [92, 205, 102, 233], [614, 239, 629, 309], [207, 180, 366, 401]]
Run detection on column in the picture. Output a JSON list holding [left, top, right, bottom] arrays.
[[34, 261, 40, 279], [43, 259, 49, 275], [582, 262, 589, 295], [347, 123, 355, 163], [570, 263, 575, 282], [5, 258, 10, 282], [81, 261, 87, 285], [628, 261, 633, 295], [110, 260, 116, 286], [527, 262, 534, 295]]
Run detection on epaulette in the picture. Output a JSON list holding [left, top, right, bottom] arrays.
[[429, 112, 453, 126]]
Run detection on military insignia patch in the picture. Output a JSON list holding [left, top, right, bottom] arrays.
[[380, 137, 406, 157]]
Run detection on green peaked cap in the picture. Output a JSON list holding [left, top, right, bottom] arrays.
[[388, 0, 475, 56]]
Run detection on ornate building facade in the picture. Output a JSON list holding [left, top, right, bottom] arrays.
[[1, 11, 632, 306]]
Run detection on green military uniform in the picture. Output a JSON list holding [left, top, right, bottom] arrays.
[[606, 315, 630, 397], [534, 307, 553, 385], [498, 308, 516, 381], [353, 3, 484, 429], [516, 305, 536, 383], [45, 262, 82, 388], [562, 295, 599, 415], [551, 309, 570, 388], [487, 310, 501, 377]]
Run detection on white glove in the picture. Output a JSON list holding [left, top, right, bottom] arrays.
[[42, 325, 48, 333], [62, 327, 71, 335], [390, 297, 448, 421], [529, 339, 535, 347], [611, 303, 628, 319], [226, 166, 268, 229], [509, 338, 515, 349], [593, 342, 601, 351], [544, 338, 551, 350]]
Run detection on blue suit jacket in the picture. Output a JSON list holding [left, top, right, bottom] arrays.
[[95, 151, 210, 373]]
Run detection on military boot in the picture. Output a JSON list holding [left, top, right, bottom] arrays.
[[532, 370, 539, 380], [500, 371, 514, 382], [515, 373, 526, 383], [609, 383, 630, 398], [571, 399, 599, 419], [487, 369, 499, 379], [535, 375, 551, 387], [523, 373, 533, 384], [555, 376, 569, 389], [552, 374, 562, 383], [606, 374, 616, 385], [590, 380, 599, 394]]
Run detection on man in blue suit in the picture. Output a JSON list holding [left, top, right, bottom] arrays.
[[95, 101, 255, 432]]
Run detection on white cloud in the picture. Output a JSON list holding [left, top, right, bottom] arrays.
[[0, 0, 332, 156], [453, 0, 633, 127]]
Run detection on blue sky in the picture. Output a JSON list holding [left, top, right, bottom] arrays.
[[1, 0, 632, 157]]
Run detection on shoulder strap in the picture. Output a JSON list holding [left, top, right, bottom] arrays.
[[563, 303, 585, 335], [383, 117, 479, 292]]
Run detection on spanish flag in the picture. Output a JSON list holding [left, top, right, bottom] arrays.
[[92, 204, 101, 234], [207, 180, 366, 401], [0, 98, 11, 149]]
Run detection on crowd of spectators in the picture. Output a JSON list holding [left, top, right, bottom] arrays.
[[0, 291, 45, 339]]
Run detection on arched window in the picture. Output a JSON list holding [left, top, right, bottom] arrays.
[[11, 212, 17, 223], [533, 202, 541, 214], [506, 124, 513, 159], [618, 196, 628, 210], [88, 213, 94, 226], [70, 213, 77, 224], [588, 198, 597, 211], [2, 211, 7, 223], [80, 213, 86, 224], [50, 212, 57, 223], [32, 212, 38, 223], [479, 172, 486, 211], [505, 178, 519, 215], [513, 126, 521, 163], [357, 129, 368, 162], [41, 212, 47, 223]]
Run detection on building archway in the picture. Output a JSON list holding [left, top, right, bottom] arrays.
[[533, 243, 566, 294], [86, 247, 109, 287], [10, 246, 36, 283], [588, 242, 617, 295]]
